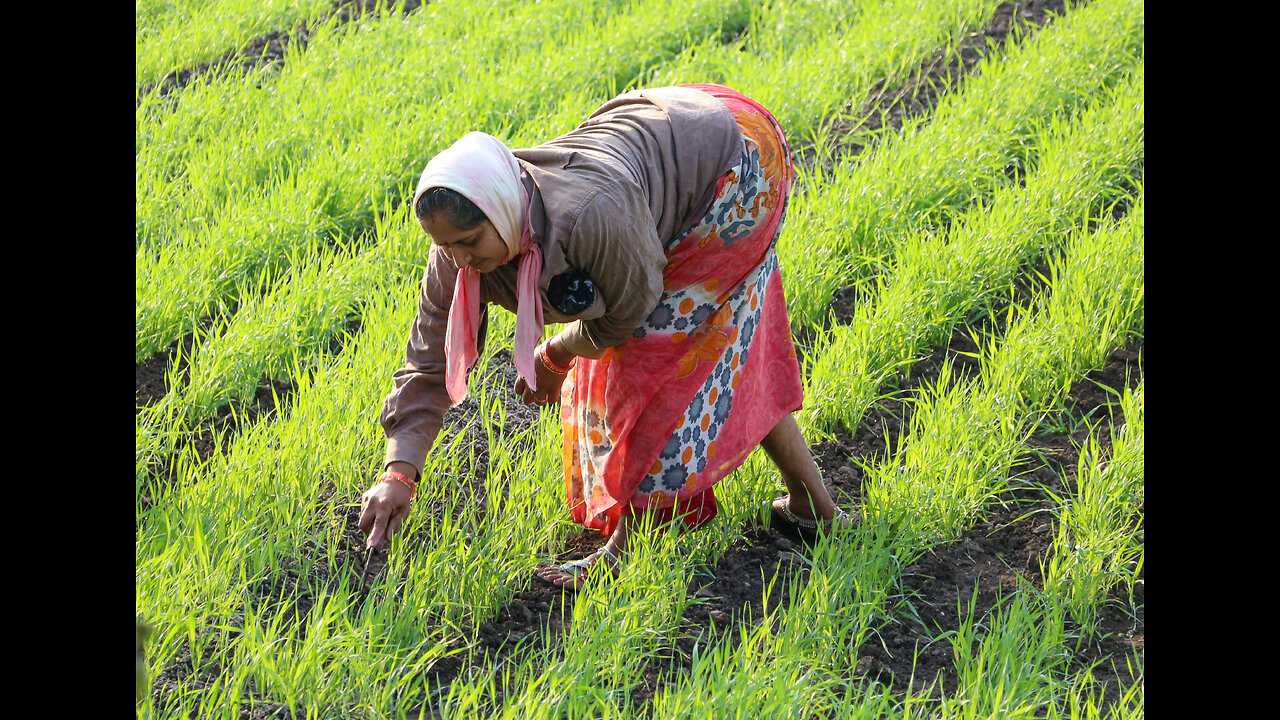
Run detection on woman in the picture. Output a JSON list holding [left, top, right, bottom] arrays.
[[359, 84, 852, 589]]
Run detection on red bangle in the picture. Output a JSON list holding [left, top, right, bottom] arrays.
[[379, 470, 417, 500], [538, 342, 575, 375]]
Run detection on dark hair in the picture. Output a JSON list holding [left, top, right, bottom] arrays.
[[415, 187, 487, 230]]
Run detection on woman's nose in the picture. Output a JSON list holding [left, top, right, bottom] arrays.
[[446, 247, 470, 268]]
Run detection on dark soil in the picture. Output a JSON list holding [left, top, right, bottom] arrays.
[[854, 339, 1143, 706], [136, 337, 294, 524], [136, 334, 296, 426], [794, 0, 1074, 169], [390, 332, 1142, 717], [152, 632, 298, 720], [136, 316, 368, 516], [431, 350, 541, 501], [136, 342, 183, 409], [139, 0, 425, 99], [136, 333, 294, 517], [142, 0, 1143, 714]]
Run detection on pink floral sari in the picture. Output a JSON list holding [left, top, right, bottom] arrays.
[[560, 84, 802, 535]]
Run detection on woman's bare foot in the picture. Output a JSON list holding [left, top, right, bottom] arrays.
[[535, 514, 631, 589], [534, 547, 619, 589]]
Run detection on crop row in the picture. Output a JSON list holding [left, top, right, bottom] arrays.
[[780, 0, 1145, 327], [136, 0, 1144, 716], [804, 59, 1145, 435], [136, 0, 338, 87], [136, 0, 752, 360], [137, 0, 1007, 444]]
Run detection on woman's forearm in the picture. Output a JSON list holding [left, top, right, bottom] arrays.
[[385, 461, 420, 482], [547, 331, 607, 363]]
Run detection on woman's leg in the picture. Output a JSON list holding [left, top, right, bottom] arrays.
[[759, 413, 838, 521]]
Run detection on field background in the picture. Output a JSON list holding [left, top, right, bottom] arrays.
[[136, 0, 1145, 717]]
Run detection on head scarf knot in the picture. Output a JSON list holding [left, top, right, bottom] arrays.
[[414, 132, 544, 404]]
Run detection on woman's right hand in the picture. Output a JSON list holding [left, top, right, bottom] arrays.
[[359, 463, 416, 550]]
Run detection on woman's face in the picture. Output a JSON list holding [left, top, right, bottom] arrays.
[[420, 213, 511, 273]]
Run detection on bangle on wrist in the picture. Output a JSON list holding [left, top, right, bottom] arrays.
[[538, 342, 575, 375], [378, 469, 417, 500]]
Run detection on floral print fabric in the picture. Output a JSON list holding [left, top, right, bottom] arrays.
[[560, 85, 803, 535]]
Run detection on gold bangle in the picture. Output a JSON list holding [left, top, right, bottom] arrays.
[[538, 342, 575, 375]]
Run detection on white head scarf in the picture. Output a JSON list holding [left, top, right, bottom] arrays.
[[414, 132, 544, 404], [415, 132, 525, 260]]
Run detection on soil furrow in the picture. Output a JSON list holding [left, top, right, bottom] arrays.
[[139, 0, 424, 100], [394, 324, 1140, 717], [852, 338, 1143, 708], [793, 0, 1076, 173], [147, 331, 1143, 715]]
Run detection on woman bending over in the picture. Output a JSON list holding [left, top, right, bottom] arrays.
[[360, 84, 852, 589]]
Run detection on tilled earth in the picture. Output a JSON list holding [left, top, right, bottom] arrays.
[[139, 0, 1142, 715], [139, 0, 425, 99], [383, 337, 1143, 716], [146, 335, 1144, 717]]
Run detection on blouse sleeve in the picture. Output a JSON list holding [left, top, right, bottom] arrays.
[[557, 189, 667, 356], [379, 244, 459, 478]]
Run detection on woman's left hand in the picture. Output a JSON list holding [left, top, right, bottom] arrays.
[[515, 339, 572, 405]]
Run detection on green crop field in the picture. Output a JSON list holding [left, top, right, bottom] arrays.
[[136, 1, 1144, 717]]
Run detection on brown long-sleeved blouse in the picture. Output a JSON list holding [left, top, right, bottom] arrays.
[[381, 86, 744, 476]]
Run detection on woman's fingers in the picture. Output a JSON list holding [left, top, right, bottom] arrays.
[[358, 502, 374, 536], [387, 508, 407, 539], [514, 376, 537, 404], [365, 501, 405, 549], [515, 376, 544, 404], [517, 372, 565, 405], [360, 495, 389, 548], [367, 514, 388, 550], [359, 483, 411, 549]]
